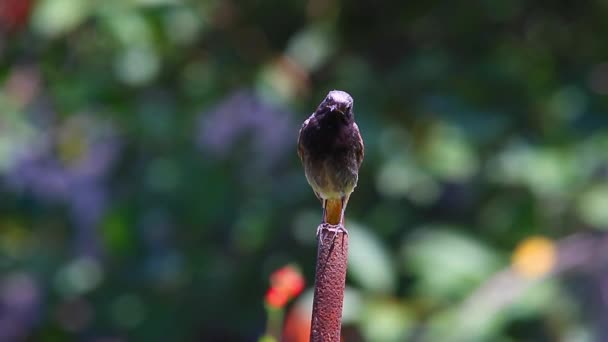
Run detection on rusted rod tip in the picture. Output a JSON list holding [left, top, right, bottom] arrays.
[[310, 223, 349, 342]]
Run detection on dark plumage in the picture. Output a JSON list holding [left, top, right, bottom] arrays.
[[297, 90, 364, 229]]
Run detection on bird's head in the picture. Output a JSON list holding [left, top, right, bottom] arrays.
[[316, 90, 354, 121]]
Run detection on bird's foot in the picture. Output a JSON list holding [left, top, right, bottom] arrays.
[[317, 223, 348, 245], [316, 224, 324, 244]]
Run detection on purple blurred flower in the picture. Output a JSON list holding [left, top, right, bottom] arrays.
[[5, 154, 70, 201], [197, 89, 296, 169], [3, 114, 121, 258], [0, 273, 41, 341]]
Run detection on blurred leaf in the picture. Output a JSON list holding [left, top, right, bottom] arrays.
[[360, 298, 414, 342], [402, 226, 502, 300], [347, 223, 397, 294], [577, 183, 608, 228], [376, 155, 440, 204], [487, 142, 579, 197], [101, 210, 134, 255], [31, 0, 90, 37], [286, 24, 335, 72], [114, 47, 161, 85], [422, 123, 479, 181], [102, 9, 153, 47], [163, 6, 205, 45], [342, 287, 364, 325]]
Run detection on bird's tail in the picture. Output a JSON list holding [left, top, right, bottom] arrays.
[[325, 198, 343, 225]]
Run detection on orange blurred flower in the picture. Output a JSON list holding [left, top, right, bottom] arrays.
[[512, 236, 556, 279], [283, 306, 311, 342]]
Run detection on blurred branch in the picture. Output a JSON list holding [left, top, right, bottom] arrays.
[[436, 232, 608, 340], [463, 232, 607, 312], [310, 224, 348, 342]]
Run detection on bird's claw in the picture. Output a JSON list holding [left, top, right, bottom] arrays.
[[317, 223, 348, 245]]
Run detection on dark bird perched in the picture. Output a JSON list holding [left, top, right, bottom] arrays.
[[297, 90, 364, 236]]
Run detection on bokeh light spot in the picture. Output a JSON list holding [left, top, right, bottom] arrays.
[[577, 183, 608, 228], [114, 47, 160, 85], [512, 236, 556, 279], [164, 7, 203, 45], [423, 123, 478, 181], [286, 25, 334, 72], [31, 0, 89, 37], [54, 258, 103, 296]]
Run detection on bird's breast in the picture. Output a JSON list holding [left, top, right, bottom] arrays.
[[301, 120, 360, 199]]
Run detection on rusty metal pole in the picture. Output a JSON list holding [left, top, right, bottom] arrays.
[[310, 224, 349, 342]]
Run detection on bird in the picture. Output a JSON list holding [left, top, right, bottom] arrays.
[[297, 90, 364, 238]]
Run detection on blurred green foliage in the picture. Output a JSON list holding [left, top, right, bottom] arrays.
[[1, 0, 608, 341]]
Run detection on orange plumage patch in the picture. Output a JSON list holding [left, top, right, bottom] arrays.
[[324, 199, 342, 225]]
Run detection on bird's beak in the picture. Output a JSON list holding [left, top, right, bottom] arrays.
[[330, 104, 347, 115]]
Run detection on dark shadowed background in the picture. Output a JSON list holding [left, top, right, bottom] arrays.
[[2, 0, 608, 341]]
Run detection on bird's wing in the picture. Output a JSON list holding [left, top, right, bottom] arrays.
[[297, 116, 312, 163], [297, 115, 323, 204], [353, 122, 364, 168]]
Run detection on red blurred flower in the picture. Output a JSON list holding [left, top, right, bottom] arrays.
[[264, 265, 305, 309], [265, 286, 290, 309], [270, 265, 305, 298], [263, 266, 306, 340], [0, 0, 32, 31]]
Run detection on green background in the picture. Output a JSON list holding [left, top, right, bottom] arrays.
[[1, 0, 608, 340]]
